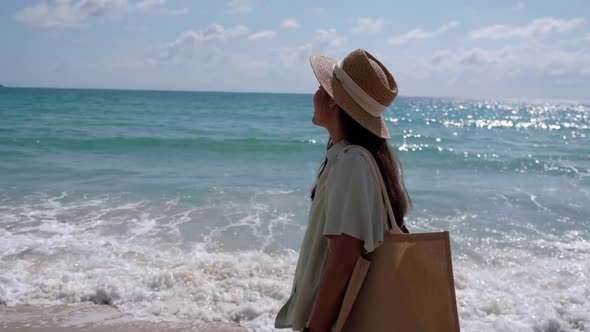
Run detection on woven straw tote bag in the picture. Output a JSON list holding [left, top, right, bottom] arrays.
[[329, 145, 460, 332]]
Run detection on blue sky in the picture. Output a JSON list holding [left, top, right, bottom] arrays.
[[1, 0, 589, 99]]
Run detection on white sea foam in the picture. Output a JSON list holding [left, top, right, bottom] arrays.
[[0, 193, 589, 331]]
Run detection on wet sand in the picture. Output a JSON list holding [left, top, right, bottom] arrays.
[[0, 304, 247, 331]]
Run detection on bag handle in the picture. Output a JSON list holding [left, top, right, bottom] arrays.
[[340, 145, 403, 235]]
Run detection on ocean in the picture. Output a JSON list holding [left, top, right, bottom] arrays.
[[0, 87, 589, 331]]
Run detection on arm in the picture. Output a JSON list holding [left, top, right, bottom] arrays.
[[308, 150, 381, 331], [307, 233, 363, 332]]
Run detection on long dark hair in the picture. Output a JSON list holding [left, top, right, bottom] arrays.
[[311, 109, 411, 233]]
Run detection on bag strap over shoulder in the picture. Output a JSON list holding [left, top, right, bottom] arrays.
[[339, 145, 403, 235]]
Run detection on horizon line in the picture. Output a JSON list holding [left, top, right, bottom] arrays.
[[1, 85, 588, 104]]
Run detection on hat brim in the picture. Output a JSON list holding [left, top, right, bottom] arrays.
[[310, 54, 391, 139]]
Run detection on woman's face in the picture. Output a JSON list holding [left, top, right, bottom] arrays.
[[312, 86, 338, 128]]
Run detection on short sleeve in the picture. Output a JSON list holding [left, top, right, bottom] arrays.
[[322, 149, 385, 254]]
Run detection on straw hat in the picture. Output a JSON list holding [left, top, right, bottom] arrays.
[[310, 49, 398, 139]]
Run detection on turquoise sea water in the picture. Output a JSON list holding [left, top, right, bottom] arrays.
[[1, 88, 589, 331]]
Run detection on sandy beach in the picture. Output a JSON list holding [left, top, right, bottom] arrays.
[[0, 305, 247, 332]]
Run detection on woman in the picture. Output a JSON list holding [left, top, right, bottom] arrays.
[[274, 48, 411, 332]]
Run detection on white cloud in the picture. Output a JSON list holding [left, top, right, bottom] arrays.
[[468, 17, 585, 40], [384, 36, 590, 98], [514, 1, 525, 10], [158, 24, 249, 62], [15, 0, 127, 27], [428, 41, 590, 83], [389, 29, 433, 45], [199, 24, 249, 41], [456, 48, 499, 65], [134, 0, 189, 16], [315, 28, 346, 47], [278, 44, 312, 68], [388, 20, 459, 45], [248, 30, 276, 40], [135, 0, 189, 16], [225, 0, 254, 14], [280, 18, 298, 29], [352, 17, 385, 34], [437, 20, 460, 34], [15, 0, 188, 28], [430, 49, 451, 65], [135, 0, 165, 10]]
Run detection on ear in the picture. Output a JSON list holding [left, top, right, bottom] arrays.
[[329, 100, 338, 111]]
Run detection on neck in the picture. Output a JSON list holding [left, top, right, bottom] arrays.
[[330, 134, 345, 144], [328, 126, 345, 144]]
